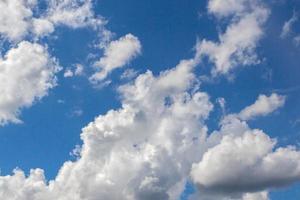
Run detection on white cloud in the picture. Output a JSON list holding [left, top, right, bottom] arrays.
[[32, 18, 55, 37], [0, 1, 299, 200], [74, 64, 84, 76], [238, 93, 286, 120], [190, 94, 298, 199], [63, 68, 74, 78], [63, 64, 84, 78], [46, 0, 104, 29], [207, 0, 248, 17], [0, 41, 60, 125], [0, 47, 298, 200], [197, 0, 269, 76], [0, 50, 214, 199], [0, 0, 107, 41], [281, 11, 298, 39], [90, 34, 142, 83], [191, 126, 300, 195], [0, 0, 35, 41]]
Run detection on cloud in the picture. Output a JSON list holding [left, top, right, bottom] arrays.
[[63, 64, 84, 78], [238, 93, 285, 120], [63, 68, 74, 78], [0, 0, 107, 41], [0, 48, 214, 199], [46, 0, 104, 29], [0, 1, 299, 200], [190, 94, 299, 199], [192, 125, 300, 195], [0, 0, 35, 41], [197, 0, 269, 76], [280, 11, 298, 38], [90, 34, 142, 83], [0, 41, 60, 125], [0, 46, 299, 200], [207, 0, 248, 17]]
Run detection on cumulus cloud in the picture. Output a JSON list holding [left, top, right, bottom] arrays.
[[0, 0, 35, 41], [0, 0, 106, 41], [0, 46, 299, 200], [46, 0, 104, 29], [190, 94, 299, 199], [0, 41, 60, 125], [192, 129, 300, 194], [0, 1, 299, 200], [90, 34, 141, 83], [0, 50, 213, 199], [197, 0, 269, 76], [238, 93, 286, 120]]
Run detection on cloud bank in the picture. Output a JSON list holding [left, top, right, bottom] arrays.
[[0, 0, 299, 200]]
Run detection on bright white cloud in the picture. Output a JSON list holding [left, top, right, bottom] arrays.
[[0, 41, 60, 125], [197, 0, 269, 76], [0, 52, 214, 199], [190, 94, 298, 199], [63, 68, 74, 78], [0, 0, 106, 41], [0, 48, 299, 200], [192, 125, 300, 195], [0, 1, 299, 200], [207, 0, 248, 17], [0, 0, 35, 41], [238, 93, 286, 120], [46, 0, 104, 29], [90, 34, 141, 83]]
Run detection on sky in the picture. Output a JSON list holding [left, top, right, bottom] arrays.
[[0, 0, 300, 200]]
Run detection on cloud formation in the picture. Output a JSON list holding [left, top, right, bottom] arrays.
[[0, 47, 300, 200], [0, 0, 106, 41], [238, 93, 285, 120], [90, 34, 142, 83], [0, 1, 299, 200], [0, 41, 60, 125], [197, 0, 269, 76]]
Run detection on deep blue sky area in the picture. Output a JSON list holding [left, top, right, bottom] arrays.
[[0, 0, 300, 199]]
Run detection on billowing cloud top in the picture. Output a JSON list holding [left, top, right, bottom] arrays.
[[0, 0, 299, 200]]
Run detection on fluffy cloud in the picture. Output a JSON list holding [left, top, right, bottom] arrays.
[[238, 93, 285, 120], [0, 0, 106, 41], [90, 34, 141, 83], [0, 0, 35, 41], [0, 41, 59, 125], [0, 1, 299, 200], [190, 94, 299, 199], [46, 0, 103, 29], [0, 49, 299, 200], [192, 129, 300, 194], [0, 51, 213, 199], [207, 0, 248, 17], [197, 0, 269, 76]]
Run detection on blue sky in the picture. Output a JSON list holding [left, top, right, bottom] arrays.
[[0, 0, 300, 200]]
